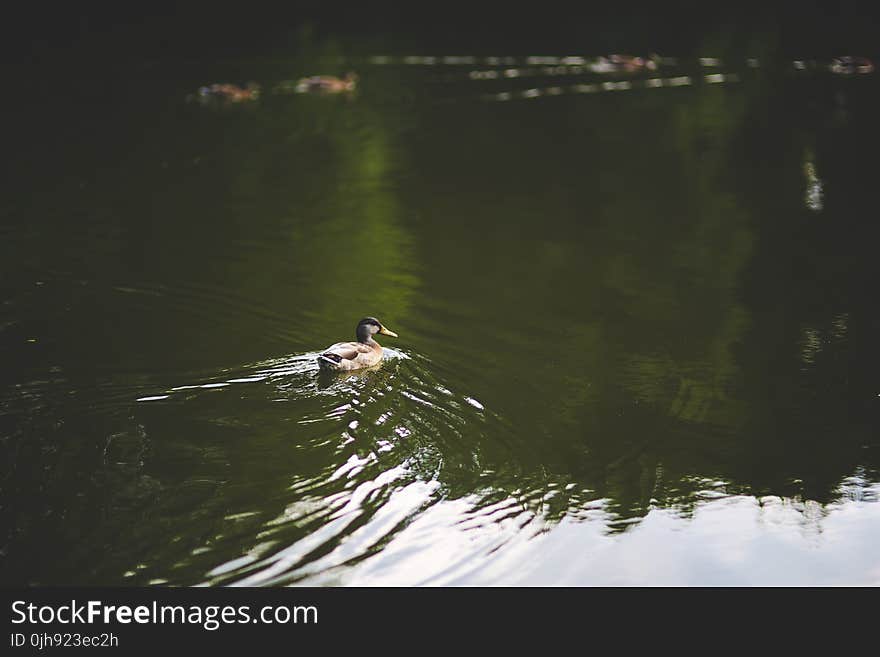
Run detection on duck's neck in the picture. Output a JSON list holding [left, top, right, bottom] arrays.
[[356, 326, 376, 345]]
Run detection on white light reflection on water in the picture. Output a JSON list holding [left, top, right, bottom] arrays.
[[481, 74, 722, 103], [297, 482, 880, 586], [133, 348, 413, 403], [231, 468, 432, 587], [804, 159, 824, 212]]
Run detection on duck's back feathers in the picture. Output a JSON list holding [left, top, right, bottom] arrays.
[[318, 340, 382, 371]]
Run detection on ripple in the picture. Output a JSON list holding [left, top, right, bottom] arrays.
[[118, 346, 511, 585]]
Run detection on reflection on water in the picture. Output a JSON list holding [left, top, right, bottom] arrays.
[[803, 149, 824, 212], [309, 480, 880, 586], [1, 40, 879, 586]]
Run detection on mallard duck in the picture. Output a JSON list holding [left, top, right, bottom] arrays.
[[295, 72, 358, 94], [317, 317, 398, 371], [830, 56, 874, 75], [197, 82, 261, 102]]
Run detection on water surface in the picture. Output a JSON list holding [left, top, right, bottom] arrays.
[[2, 49, 879, 585]]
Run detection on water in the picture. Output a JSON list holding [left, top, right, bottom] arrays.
[[2, 49, 879, 586]]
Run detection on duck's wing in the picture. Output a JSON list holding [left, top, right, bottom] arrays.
[[321, 341, 373, 364]]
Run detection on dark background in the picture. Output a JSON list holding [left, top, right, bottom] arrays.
[[6, 2, 880, 64]]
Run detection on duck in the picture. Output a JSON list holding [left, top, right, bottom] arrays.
[[830, 56, 874, 75], [317, 317, 398, 372], [295, 72, 358, 94], [198, 82, 261, 102]]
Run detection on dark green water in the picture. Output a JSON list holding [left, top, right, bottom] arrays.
[[2, 51, 879, 585]]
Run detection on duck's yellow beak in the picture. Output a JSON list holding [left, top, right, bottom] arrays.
[[378, 326, 398, 338]]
